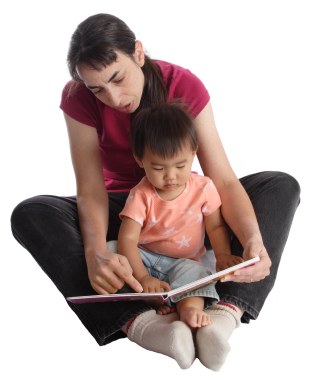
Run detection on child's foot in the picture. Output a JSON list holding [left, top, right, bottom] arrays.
[[127, 310, 195, 369], [179, 306, 212, 328], [195, 303, 241, 371], [156, 305, 176, 315]]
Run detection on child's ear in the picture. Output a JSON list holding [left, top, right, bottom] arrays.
[[134, 155, 144, 168]]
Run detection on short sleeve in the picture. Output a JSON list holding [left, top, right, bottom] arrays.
[[201, 179, 222, 216], [175, 70, 210, 118], [60, 80, 103, 133], [155, 60, 210, 118], [119, 187, 149, 226]]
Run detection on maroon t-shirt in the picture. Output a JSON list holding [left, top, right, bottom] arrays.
[[60, 60, 210, 192]]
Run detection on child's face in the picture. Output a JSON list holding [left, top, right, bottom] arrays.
[[136, 144, 196, 200]]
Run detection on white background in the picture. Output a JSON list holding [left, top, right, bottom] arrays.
[[1, 0, 315, 379]]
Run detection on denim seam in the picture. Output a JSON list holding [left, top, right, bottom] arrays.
[[171, 289, 219, 303], [220, 294, 259, 321]]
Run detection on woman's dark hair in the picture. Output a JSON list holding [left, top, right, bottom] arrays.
[[132, 102, 198, 159], [67, 13, 167, 107]]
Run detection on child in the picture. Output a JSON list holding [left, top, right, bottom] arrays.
[[118, 102, 243, 331]]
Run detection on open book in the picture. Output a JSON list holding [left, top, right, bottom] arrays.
[[67, 256, 259, 305]]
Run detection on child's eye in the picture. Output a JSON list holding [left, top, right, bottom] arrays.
[[152, 167, 163, 171], [177, 165, 185, 169]]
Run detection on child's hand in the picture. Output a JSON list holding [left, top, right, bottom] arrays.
[[216, 254, 244, 272], [139, 275, 171, 293]]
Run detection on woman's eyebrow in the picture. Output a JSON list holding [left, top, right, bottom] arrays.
[[107, 71, 120, 82], [86, 71, 120, 89], [86, 71, 120, 90]]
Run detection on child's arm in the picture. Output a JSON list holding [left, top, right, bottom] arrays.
[[205, 208, 243, 271], [118, 216, 170, 293]]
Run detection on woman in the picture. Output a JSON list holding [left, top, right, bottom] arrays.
[[10, 13, 300, 370]]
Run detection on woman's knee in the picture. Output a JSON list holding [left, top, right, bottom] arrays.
[[267, 171, 301, 206], [241, 170, 301, 205], [11, 195, 44, 231], [11, 195, 79, 244]]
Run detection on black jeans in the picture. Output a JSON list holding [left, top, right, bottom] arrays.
[[10, 171, 300, 345]]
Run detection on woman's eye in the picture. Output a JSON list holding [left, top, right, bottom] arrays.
[[92, 88, 102, 95], [114, 77, 124, 84]]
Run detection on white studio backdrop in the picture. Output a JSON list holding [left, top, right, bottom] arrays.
[[1, 1, 315, 379]]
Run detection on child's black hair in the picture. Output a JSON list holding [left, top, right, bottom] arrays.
[[131, 102, 198, 159]]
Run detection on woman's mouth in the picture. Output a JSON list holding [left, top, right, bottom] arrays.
[[119, 102, 134, 113]]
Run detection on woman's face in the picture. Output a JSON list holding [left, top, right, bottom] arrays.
[[76, 42, 145, 113]]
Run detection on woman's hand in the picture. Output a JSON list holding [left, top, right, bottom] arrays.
[[86, 249, 143, 294], [221, 238, 271, 283], [139, 274, 171, 293]]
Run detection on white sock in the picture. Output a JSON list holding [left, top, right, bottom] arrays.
[[195, 303, 240, 371], [127, 310, 195, 369]]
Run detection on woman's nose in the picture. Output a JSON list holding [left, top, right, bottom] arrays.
[[106, 88, 121, 107]]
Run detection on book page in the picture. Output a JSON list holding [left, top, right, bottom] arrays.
[[66, 256, 259, 304], [167, 256, 259, 298]]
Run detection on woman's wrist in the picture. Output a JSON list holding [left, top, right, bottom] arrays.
[[240, 230, 263, 248], [84, 244, 112, 261]]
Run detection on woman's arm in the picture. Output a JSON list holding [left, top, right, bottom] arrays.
[[195, 103, 271, 282], [65, 113, 143, 294]]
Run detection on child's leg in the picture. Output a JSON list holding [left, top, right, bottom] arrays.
[[156, 304, 176, 315], [168, 258, 219, 303], [195, 302, 241, 371], [176, 296, 212, 328], [125, 310, 195, 369]]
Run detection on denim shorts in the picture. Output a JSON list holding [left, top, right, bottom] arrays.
[[139, 247, 219, 307]]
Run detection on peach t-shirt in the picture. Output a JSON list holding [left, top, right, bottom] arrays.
[[119, 173, 222, 260]]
